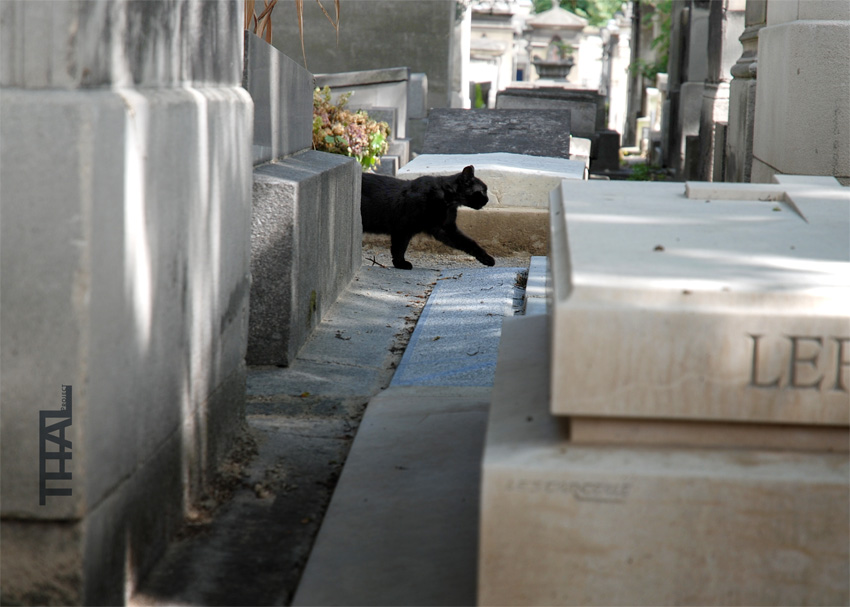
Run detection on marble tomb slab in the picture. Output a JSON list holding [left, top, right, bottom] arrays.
[[479, 314, 849, 606], [548, 177, 850, 425]]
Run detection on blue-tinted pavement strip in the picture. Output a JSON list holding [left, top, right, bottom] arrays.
[[391, 266, 525, 387]]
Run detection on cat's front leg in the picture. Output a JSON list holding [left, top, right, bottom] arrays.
[[390, 232, 414, 270], [431, 226, 495, 267]]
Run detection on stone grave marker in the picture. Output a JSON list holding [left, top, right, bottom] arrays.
[[549, 176, 850, 427], [494, 86, 605, 138], [422, 109, 571, 159], [479, 175, 850, 606]]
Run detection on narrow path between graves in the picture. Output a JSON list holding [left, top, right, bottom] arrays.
[[131, 248, 530, 606]]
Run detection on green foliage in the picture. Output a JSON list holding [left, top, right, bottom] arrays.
[[552, 39, 575, 58], [627, 162, 667, 181], [473, 83, 486, 109], [532, 0, 625, 27], [629, 0, 672, 81], [312, 87, 391, 171]]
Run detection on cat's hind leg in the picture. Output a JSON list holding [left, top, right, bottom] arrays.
[[430, 225, 495, 266], [390, 232, 415, 270]]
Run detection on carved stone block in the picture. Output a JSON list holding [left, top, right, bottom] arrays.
[[548, 177, 850, 426]]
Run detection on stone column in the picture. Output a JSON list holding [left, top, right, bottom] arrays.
[[725, 0, 767, 182], [697, 0, 745, 181], [450, 0, 473, 108], [669, 0, 710, 178], [751, 0, 850, 182], [0, 1, 252, 604]]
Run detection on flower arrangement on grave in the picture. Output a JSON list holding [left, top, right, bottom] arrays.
[[312, 86, 391, 171]]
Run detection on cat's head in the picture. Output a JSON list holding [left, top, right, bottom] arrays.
[[452, 165, 489, 210]]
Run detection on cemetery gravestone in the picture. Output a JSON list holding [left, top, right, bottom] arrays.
[[1, 2, 252, 603], [494, 86, 605, 138], [549, 177, 849, 426], [480, 175, 850, 606], [422, 109, 571, 158]]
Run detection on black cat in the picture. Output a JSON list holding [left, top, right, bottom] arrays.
[[361, 165, 496, 270]]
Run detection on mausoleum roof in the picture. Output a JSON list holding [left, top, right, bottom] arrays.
[[527, 6, 587, 29]]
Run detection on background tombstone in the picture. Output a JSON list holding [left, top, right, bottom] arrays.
[[494, 85, 603, 139], [480, 175, 850, 605], [422, 108, 572, 158], [270, 0, 469, 110], [725, 0, 767, 182], [664, 0, 711, 178], [750, 0, 850, 182], [697, 0, 745, 181]]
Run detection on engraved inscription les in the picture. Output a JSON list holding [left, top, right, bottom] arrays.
[[749, 334, 849, 392]]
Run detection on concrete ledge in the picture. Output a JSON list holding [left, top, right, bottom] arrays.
[[315, 66, 410, 87], [293, 386, 489, 607], [524, 256, 549, 316], [479, 314, 850, 606], [248, 151, 362, 366]]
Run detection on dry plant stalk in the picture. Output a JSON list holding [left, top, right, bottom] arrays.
[[245, 0, 340, 67], [244, 0, 256, 31], [295, 0, 340, 69], [244, 0, 277, 43]]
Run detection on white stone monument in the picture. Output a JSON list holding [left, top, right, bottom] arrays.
[[751, 0, 850, 182], [1, 1, 252, 603], [480, 176, 850, 606]]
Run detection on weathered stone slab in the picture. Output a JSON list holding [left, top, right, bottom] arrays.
[[315, 67, 410, 139], [0, 0, 242, 88], [494, 86, 604, 138], [479, 314, 850, 606], [248, 151, 361, 367], [422, 109, 571, 158], [548, 177, 850, 425], [243, 31, 313, 163], [0, 4, 253, 597], [751, 4, 850, 182], [408, 72, 428, 119], [294, 386, 489, 607]]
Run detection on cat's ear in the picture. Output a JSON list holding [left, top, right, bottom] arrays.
[[462, 165, 475, 181]]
